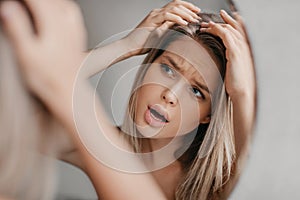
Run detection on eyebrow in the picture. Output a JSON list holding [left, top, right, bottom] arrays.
[[164, 55, 211, 95]]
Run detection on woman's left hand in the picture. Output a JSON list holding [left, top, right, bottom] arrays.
[[200, 10, 255, 102], [200, 11, 256, 198]]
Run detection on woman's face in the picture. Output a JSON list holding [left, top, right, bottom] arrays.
[[135, 36, 221, 138]]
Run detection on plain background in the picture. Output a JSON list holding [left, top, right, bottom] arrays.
[[55, 0, 300, 199]]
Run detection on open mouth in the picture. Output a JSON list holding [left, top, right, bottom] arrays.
[[149, 107, 169, 123], [144, 105, 169, 128]]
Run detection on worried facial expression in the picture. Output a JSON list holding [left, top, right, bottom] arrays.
[[134, 37, 221, 138]]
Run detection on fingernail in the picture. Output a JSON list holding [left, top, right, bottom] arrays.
[[192, 18, 199, 23], [181, 20, 188, 25], [220, 9, 227, 15]]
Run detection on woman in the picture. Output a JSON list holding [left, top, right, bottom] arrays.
[[0, 0, 255, 199]]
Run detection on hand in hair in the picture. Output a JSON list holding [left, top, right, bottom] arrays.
[[0, 2, 169, 199], [200, 10, 255, 102], [0, 0, 88, 174], [0, 0, 87, 107], [200, 10, 256, 198], [123, 0, 201, 55]]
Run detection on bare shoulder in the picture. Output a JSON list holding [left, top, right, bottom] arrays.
[[58, 126, 125, 171]]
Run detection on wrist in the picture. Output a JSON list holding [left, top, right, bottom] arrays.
[[118, 37, 136, 58], [227, 81, 256, 105], [122, 27, 153, 56], [119, 37, 143, 58], [229, 89, 255, 107]]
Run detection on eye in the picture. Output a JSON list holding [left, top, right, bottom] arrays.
[[160, 64, 176, 78], [190, 86, 205, 99]]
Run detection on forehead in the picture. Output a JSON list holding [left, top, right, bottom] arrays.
[[164, 36, 218, 72], [162, 37, 222, 90]]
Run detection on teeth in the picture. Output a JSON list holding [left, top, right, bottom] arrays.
[[150, 108, 167, 122]]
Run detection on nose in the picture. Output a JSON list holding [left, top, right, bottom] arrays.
[[161, 81, 184, 106], [161, 88, 178, 106]]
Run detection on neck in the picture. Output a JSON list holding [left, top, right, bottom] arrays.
[[141, 136, 185, 169]]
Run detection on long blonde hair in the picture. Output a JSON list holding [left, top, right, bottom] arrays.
[[0, 30, 63, 199], [121, 13, 236, 199]]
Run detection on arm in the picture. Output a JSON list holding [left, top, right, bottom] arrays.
[[57, 0, 203, 170], [84, 0, 201, 77], [0, 0, 200, 199], [0, 1, 166, 199], [200, 10, 256, 198]]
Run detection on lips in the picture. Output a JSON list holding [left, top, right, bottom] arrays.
[[144, 104, 169, 128]]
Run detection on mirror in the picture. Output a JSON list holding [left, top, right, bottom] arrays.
[[54, 0, 256, 199], [0, 0, 256, 199]]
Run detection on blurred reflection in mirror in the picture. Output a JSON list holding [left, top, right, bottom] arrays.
[[0, 28, 57, 200], [0, 0, 256, 199], [74, 0, 257, 199]]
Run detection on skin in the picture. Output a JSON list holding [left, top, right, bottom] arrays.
[[133, 37, 222, 199], [0, 0, 255, 199], [135, 37, 219, 141], [0, 1, 201, 199]]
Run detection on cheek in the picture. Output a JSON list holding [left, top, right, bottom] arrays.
[[135, 84, 159, 116], [134, 87, 148, 119], [178, 99, 211, 134], [136, 84, 158, 103], [176, 98, 199, 134]]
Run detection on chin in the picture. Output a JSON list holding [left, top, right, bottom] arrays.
[[136, 124, 164, 138]]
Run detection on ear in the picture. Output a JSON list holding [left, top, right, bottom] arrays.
[[200, 114, 211, 124]]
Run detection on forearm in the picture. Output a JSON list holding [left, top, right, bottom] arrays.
[[83, 38, 136, 77], [231, 91, 255, 157], [216, 92, 255, 199]]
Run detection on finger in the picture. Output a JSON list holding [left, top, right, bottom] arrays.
[[0, 1, 35, 50], [165, 6, 199, 23], [172, 0, 201, 13], [232, 12, 244, 26], [200, 26, 236, 61], [22, 0, 53, 32], [232, 11, 247, 36], [201, 21, 242, 40], [219, 23, 243, 39], [200, 22, 236, 35], [153, 12, 188, 26], [220, 10, 239, 29], [220, 9, 245, 37], [24, 0, 56, 18], [200, 21, 209, 28], [156, 21, 175, 36], [178, 5, 201, 20], [200, 22, 236, 49]]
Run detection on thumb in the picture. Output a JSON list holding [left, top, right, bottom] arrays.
[[156, 21, 174, 37], [0, 1, 35, 52], [143, 21, 174, 50]]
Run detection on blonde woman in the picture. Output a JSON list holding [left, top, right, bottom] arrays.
[[0, 0, 255, 199]]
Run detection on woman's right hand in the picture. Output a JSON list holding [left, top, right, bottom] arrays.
[[0, 0, 86, 106], [123, 0, 201, 56], [81, 0, 201, 77]]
